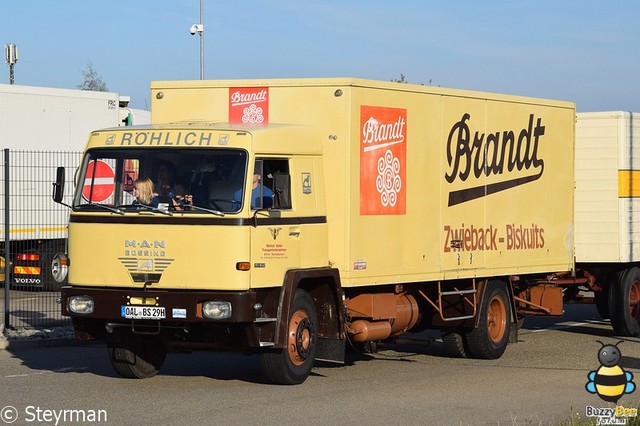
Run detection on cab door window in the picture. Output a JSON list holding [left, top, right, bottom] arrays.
[[255, 159, 290, 210]]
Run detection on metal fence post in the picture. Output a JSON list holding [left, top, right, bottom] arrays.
[[3, 148, 10, 329]]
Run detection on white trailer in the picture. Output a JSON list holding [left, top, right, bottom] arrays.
[[0, 84, 149, 289], [575, 111, 640, 335]]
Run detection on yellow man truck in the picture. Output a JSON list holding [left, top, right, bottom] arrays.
[[51, 78, 631, 385]]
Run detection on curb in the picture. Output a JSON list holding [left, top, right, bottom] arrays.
[[0, 337, 77, 350]]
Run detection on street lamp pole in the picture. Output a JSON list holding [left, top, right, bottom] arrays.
[[199, 0, 204, 80], [189, 0, 204, 80]]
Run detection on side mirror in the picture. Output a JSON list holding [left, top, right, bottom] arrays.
[[272, 172, 291, 209], [52, 166, 66, 203]]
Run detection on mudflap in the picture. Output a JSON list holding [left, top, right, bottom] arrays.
[[315, 337, 345, 364]]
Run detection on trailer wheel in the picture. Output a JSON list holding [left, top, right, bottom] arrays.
[[465, 281, 510, 359], [261, 289, 317, 385], [609, 267, 640, 337], [108, 333, 167, 379], [441, 329, 468, 358]]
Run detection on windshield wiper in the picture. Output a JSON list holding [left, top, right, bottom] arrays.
[[131, 203, 174, 216], [188, 204, 225, 217], [115, 202, 224, 216], [75, 202, 124, 215]]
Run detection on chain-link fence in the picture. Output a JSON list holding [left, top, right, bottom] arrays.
[[2, 149, 81, 329]]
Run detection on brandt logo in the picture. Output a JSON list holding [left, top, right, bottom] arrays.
[[444, 113, 545, 207]]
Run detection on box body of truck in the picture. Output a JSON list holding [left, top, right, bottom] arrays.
[[58, 78, 576, 383], [149, 79, 575, 282], [1, 84, 149, 289]]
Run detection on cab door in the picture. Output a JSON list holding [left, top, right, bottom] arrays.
[[250, 158, 301, 288]]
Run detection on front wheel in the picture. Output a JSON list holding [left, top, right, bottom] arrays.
[[464, 281, 510, 359], [609, 267, 640, 336], [108, 333, 167, 379], [261, 289, 318, 385]]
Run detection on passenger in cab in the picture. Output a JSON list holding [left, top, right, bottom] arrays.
[[133, 177, 156, 206], [234, 162, 273, 209]]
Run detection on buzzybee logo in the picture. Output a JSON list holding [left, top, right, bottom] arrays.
[[584, 341, 637, 425], [586, 341, 635, 403], [444, 113, 545, 207]]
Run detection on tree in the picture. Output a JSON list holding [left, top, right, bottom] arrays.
[[391, 74, 408, 84], [77, 61, 109, 92], [390, 74, 434, 86]]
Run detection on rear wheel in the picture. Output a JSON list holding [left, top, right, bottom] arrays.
[[609, 267, 640, 336], [441, 329, 468, 358], [261, 289, 317, 385], [465, 281, 510, 359], [108, 333, 167, 379]]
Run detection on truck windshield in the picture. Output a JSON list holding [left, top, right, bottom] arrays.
[[73, 148, 247, 214]]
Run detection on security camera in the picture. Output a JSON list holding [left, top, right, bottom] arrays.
[[189, 24, 203, 35]]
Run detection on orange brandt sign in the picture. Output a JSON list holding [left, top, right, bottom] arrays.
[[229, 87, 269, 125], [359, 105, 406, 215]]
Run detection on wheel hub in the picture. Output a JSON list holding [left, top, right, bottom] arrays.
[[287, 310, 314, 366], [487, 297, 507, 343]]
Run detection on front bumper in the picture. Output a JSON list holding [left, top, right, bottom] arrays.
[[61, 286, 279, 352], [61, 286, 260, 322]]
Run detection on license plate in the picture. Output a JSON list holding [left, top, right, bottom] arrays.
[[121, 306, 166, 320]]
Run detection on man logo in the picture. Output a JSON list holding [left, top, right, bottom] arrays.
[[138, 259, 154, 271], [269, 227, 282, 240]]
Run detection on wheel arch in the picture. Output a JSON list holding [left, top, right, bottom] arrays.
[[474, 277, 517, 329], [274, 268, 345, 348]]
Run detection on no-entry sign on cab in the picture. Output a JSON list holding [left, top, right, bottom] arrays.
[[82, 160, 115, 203]]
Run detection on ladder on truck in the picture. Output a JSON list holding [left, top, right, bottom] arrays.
[[419, 280, 478, 322]]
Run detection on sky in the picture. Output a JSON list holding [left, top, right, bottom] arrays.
[[0, 1, 638, 112]]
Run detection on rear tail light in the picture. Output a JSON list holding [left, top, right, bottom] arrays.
[[16, 253, 39, 261]]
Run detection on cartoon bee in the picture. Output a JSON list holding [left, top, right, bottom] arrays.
[[586, 340, 636, 403]]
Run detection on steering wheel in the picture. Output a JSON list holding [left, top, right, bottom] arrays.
[[203, 199, 237, 211]]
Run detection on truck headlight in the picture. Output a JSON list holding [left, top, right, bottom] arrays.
[[202, 301, 232, 319], [68, 295, 94, 314], [51, 253, 69, 283]]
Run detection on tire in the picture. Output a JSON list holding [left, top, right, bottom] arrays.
[[465, 281, 510, 359], [108, 333, 167, 379], [40, 240, 67, 292], [609, 267, 640, 337], [441, 329, 469, 358], [261, 289, 318, 385]]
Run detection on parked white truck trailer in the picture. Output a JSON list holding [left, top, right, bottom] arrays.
[[575, 111, 640, 336], [1, 84, 150, 289]]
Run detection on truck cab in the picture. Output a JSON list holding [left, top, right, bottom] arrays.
[[56, 124, 340, 384]]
